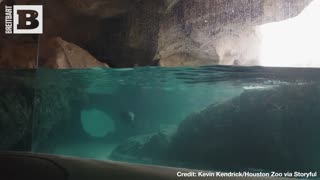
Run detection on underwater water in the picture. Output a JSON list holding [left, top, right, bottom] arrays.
[[32, 66, 243, 160], [1, 66, 320, 172]]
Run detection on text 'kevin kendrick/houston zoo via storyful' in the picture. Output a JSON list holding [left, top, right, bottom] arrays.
[[177, 171, 317, 178]]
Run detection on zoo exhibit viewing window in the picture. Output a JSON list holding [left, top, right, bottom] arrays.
[[1, 0, 320, 176]]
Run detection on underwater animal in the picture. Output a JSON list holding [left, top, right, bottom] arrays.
[[120, 110, 136, 128], [128, 111, 135, 124]]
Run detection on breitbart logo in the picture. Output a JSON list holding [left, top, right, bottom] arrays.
[[5, 5, 43, 34]]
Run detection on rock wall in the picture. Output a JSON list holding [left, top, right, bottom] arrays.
[[32, 79, 90, 151], [0, 0, 314, 68], [157, 0, 313, 67], [0, 71, 35, 151]]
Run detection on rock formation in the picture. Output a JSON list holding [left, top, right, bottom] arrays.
[[0, 38, 38, 69], [0, 72, 34, 151], [31, 78, 96, 152], [157, 0, 313, 67], [170, 84, 320, 171], [110, 84, 320, 171], [110, 129, 174, 165], [61, 0, 136, 18], [39, 37, 108, 69], [1, 0, 314, 68]]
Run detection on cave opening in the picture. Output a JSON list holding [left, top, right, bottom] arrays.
[[259, 0, 320, 67]]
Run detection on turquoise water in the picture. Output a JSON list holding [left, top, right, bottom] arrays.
[[32, 67, 243, 159], [1, 66, 320, 172]]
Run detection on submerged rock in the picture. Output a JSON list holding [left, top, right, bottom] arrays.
[[110, 127, 175, 165], [0, 76, 34, 151], [109, 84, 320, 171], [32, 83, 91, 151], [170, 84, 320, 171]]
